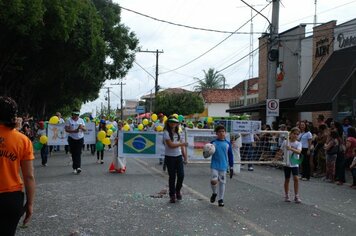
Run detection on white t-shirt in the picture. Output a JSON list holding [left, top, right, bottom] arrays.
[[298, 131, 312, 148], [163, 130, 184, 157], [281, 140, 302, 167], [65, 118, 86, 140]]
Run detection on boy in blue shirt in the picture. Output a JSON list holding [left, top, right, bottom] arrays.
[[210, 125, 234, 207]]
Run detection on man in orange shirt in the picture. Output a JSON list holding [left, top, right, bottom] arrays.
[[0, 96, 36, 235]]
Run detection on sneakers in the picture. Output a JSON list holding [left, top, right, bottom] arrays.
[[284, 195, 291, 202], [294, 196, 301, 203], [73, 169, 77, 174], [170, 196, 176, 203], [100, 161, 104, 164], [96, 160, 100, 164], [176, 192, 182, 201], [248, 166, 254, 171], [218, 199, 224, 207], [77, 168, 82, 174], [210, 193, 217, 203]]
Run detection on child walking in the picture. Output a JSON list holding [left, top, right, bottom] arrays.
[[163, 116, 188, 203], [37, 121, 48, 167], [209, 125, 234, 207], [279, 127, 302, 203], [97, 120, 107, 164]]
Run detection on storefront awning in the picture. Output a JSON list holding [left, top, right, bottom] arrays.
[[227, 97, 299, 114], [295, 46, 356, 111]]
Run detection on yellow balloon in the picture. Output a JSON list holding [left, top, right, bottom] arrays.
[[39, 135, 48, 144], [156, 125, 163, 132], [163, 116, 168, 122], [97, 130, 106, 141], [142, 119, 149, 125], [123, 124, 130, 131], [151, 114, 158, 122], [138, 124, 144, 130], [48, 116, 59, 124], [172, 113, 178, 119], [106, 124, 113, 129], [102, 137, 111, 145], [107, 129, 113, 136], [207, 117, 213, 123]]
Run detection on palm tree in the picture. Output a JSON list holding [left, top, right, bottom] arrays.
[[193, 68, 227, 91]]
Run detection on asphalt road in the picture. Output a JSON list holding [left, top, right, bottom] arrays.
[[16, 149, 356, 236]]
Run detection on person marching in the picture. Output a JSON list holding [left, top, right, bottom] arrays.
[[278, 127, 302, 203], [36, 121, 49, 167], [209, 125, 234, 207], [163, 115, 188, 203], [0, 96, 36, 235], [65, 109, 86, 174], [97, 119, 107, 164]]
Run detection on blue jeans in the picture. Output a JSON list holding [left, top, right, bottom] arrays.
[[165, 155, 184, 197]]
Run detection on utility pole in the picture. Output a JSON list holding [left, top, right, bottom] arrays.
[[111, 81, 126, 121], [266, 0, 280, 126], [138, 49, 164, 110], [104, 87, 112, 116]]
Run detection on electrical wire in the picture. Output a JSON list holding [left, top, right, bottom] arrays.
[[119, 5, 265, 35], [159, 3, 271, 75]]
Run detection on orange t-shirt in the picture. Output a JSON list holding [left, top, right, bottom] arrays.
[[0, 125, 34, 193]]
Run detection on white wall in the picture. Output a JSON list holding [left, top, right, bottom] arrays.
[[300, 37, 313, 94], [207, 103, 230, 117], [299, 37, 313, 122]]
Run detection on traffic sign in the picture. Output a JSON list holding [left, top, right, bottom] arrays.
[[266, 99, 279, 117]]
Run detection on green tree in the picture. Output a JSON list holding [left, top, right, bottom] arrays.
[[0, 0, 139, 119], [154, 92, 204, 116], [193, 68, 227, 91]]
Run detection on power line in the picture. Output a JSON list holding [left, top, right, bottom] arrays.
[[119, 5, 265, 35], [159, 3, 271, 75]]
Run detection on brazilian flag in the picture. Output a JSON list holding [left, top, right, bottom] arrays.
[[123, 133, 156, 154]]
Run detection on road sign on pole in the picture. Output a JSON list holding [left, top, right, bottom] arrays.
[[266, 99, 279, 117]]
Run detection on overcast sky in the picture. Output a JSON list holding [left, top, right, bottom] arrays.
[[81, 0, 356, 115]]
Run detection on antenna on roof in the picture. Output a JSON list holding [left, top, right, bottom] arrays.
[[314, 0, 318, 27]]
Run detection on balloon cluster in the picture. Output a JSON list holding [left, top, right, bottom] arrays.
[[95, 123, 117, 151], [34, 135, 48, 150]]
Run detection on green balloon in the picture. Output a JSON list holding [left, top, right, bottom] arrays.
[[290, 153, 303, 165], [178, 115, 184, 122], [34, 142, 43, 150], [96, 141, 104, 151], [111, 127, 117, 132]]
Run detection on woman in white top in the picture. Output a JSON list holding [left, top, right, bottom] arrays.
[[163, 116, 188, 203], [65, 110, 86, 174]]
